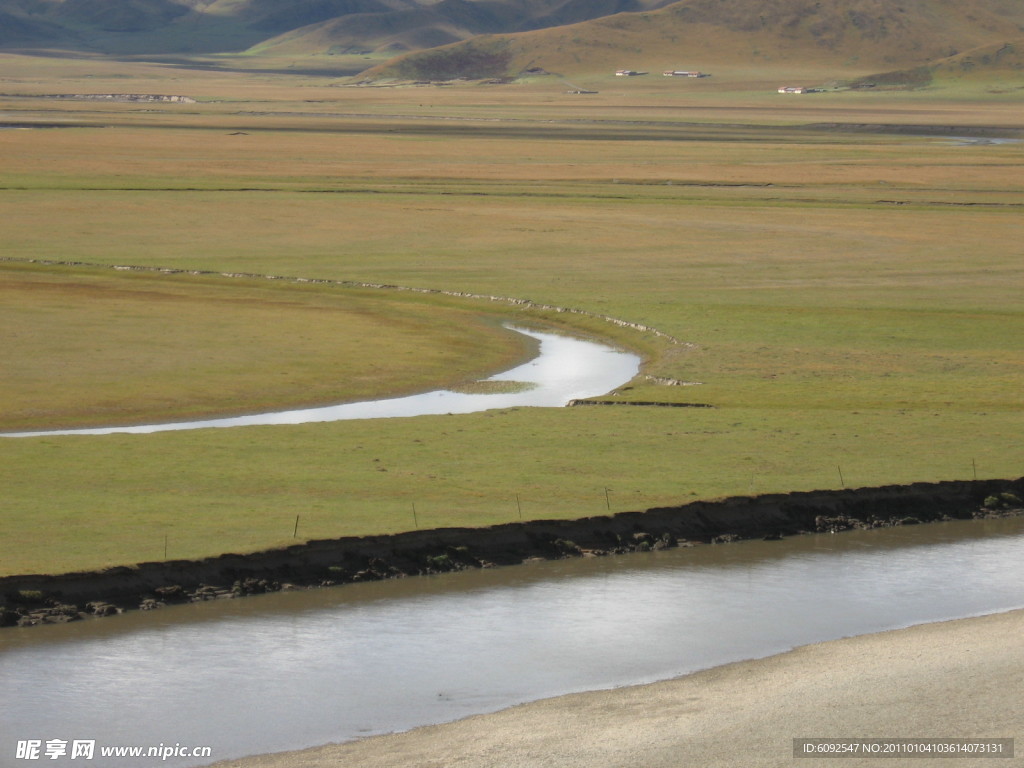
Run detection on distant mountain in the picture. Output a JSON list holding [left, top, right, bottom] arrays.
[[0, 0, 678, 55], [1, 0, 1022, 83], [366, 0, 1024, 80], [0, 8, 56, 45], [928, 39, 1024, 79], [844, 38, 1024, 89]]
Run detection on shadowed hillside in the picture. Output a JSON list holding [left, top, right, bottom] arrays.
[[1, 0, 1023, 82], [365, 0, 1024, 80], [929, 39, 1024, 80], [217, 0, 681, 57], [55, 0, 191, 31], [839, 38, 1024, 90], [0, 3, 78, 45], [0, 0, 678, 55]]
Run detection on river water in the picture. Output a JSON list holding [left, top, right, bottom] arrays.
[[2, 516, 1022, 767], [1, 328, 641, 437]]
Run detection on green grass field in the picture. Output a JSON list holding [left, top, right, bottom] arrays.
[[1, 54, 1021, 576]]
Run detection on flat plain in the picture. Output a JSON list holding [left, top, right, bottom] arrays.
[[1, 54, 1021, 575]]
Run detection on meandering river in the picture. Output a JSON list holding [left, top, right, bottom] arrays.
[[4, 323, 1022, 767], [2, 517, 1022, 767], [2, 328, 641, 437]]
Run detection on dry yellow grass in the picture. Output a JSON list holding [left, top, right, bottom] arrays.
[[0, 264, 530, 430]]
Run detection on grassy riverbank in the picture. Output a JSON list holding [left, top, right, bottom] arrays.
[[1, 55, 1021, 576], [0, 262, 538, 431]]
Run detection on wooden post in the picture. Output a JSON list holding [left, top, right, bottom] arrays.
[[293, 515, 300, 538]]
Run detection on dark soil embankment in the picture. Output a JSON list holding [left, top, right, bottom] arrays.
[[806, 122, 1024, 140], [3, 478, 1022, 628]]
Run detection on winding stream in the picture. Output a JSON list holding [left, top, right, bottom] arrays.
[[2, 328, 641, 437], [4, 311, 1022, 768]]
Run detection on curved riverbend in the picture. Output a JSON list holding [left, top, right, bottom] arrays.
[[2, 328, 640, 437]]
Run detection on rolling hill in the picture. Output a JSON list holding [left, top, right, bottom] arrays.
[[0, 0, 679, 54], [0, 0, 1022, 82], [365, 0, 1024, 81]]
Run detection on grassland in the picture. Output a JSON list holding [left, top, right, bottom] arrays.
[[0, 263, 535, 430], [1, 54, 1021, 576]]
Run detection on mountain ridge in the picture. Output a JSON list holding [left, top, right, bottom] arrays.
[[0, 0, 678, 54], [366, 0, 1024, 81], [1, 0, 1022, 82]]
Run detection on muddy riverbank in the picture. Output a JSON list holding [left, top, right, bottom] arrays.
[[3, 478, 1021, 628]]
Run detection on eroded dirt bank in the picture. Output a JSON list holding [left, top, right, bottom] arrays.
[[3, 478, 1022, 627]]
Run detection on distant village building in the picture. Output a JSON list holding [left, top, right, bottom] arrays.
[[45, 93, 197, 103], [615, 70, 647, 76], [663, 70, 709, 77], [777, 86, 818, 94]]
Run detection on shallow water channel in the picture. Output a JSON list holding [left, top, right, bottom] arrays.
[[2, 327, 641, 437], [2, 517, 1023, 767]]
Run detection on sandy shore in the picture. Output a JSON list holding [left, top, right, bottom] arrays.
[[214, 610, 1022, 768]]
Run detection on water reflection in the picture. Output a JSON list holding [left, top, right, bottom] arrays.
[[1, 328, 640, 437], [1, 517, 1022, 768]]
